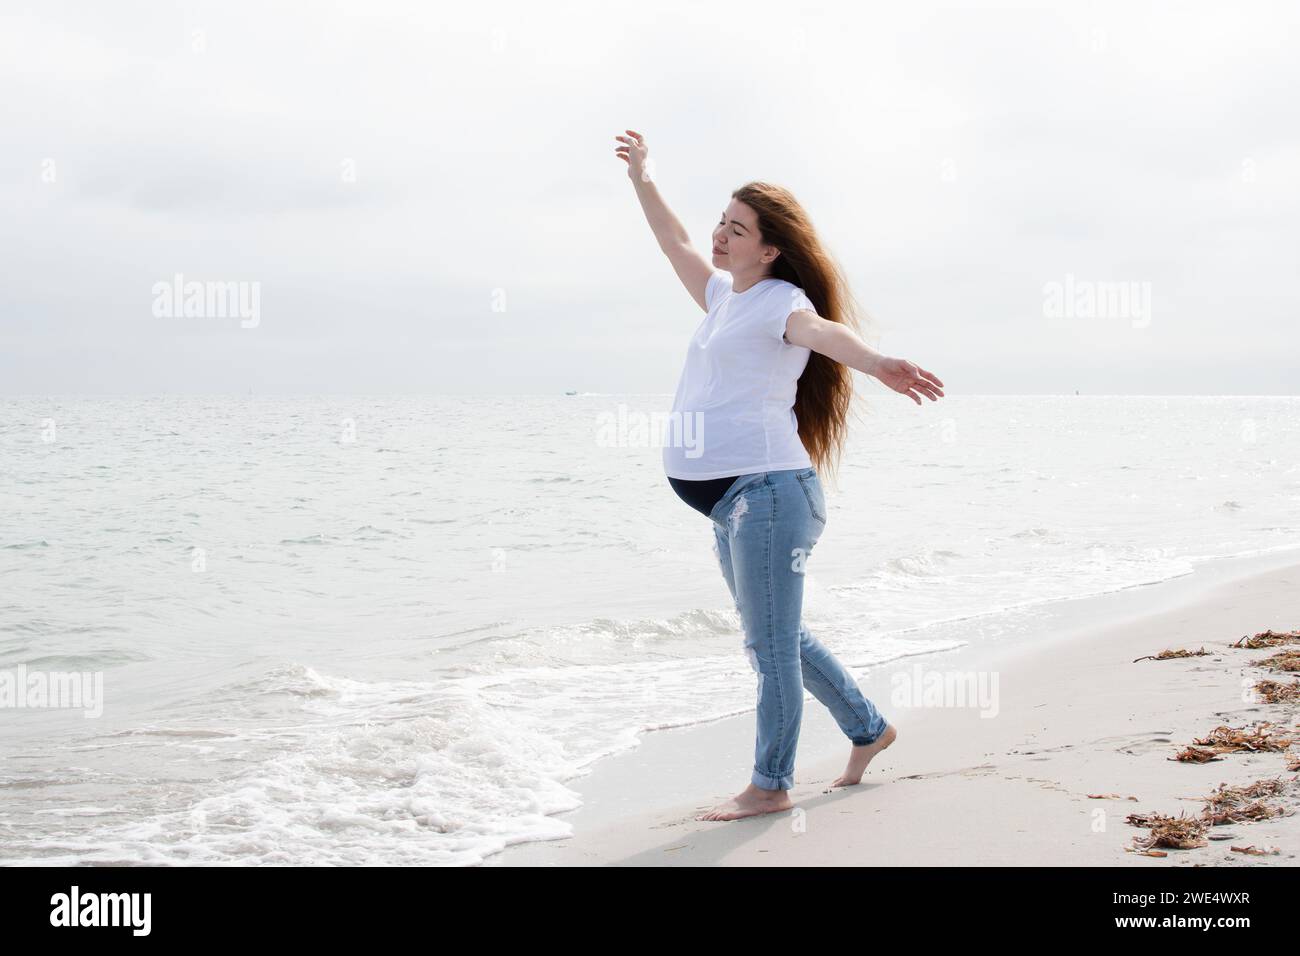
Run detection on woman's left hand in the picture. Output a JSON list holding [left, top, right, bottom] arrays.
[[873, 357, 945, 404]]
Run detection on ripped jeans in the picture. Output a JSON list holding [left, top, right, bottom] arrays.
[[710, 468, 889, 791]]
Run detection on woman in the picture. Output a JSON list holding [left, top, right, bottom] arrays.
[[614, 129, 945, 822]]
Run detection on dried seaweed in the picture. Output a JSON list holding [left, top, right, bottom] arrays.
[[1198, 777, 1294, 827], [1253, 678, 1300, 704], [1126, 776, 1296, 856], [1255, 650, 1300, 673], [1202, 800, 1290, 825], [1172, 746, 1224, 763], [1133, 647, 1212, 663], [1231, 629, 1300, 649], [1230, 845, 1280, 855], [1190, 722, 1293, 754], [1202, 777, 1294, 809], [1126, 811, 1165, 827], [1129, 812, 1208, 850]]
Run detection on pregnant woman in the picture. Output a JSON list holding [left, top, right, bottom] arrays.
[[615, 129, 946, 822]]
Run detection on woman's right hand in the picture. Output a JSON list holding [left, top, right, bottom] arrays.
[[872, 356, 945, 405], [614, 129, 650, 182]]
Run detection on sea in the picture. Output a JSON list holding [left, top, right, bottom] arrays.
[[1, 393, 1297, 864]]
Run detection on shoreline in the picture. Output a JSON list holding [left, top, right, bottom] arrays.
[[486, 548, 1300, 866]]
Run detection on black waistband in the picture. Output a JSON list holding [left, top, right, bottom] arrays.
[[667, 475, 741, 518]]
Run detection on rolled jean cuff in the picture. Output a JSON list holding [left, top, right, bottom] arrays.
[[850, 717, 890, 747], [752, 767, 793, 791]]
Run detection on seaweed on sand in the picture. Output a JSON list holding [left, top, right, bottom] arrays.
[[1253, 678, 1300, 704], [1232, 629, 1300, 650], [1133, 647, 1212, 663], [1126, 812, 1208, 851], [1126, 777, 1296, 854], [1199, 777, 1296, 825], [1191, 722, 1293, 755], [1172, 746, 1224, 763], [1255, 650, 1300, 673]]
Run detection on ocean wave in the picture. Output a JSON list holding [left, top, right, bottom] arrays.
[[18, 650, 151, 669], [211, 662, 344, 700], [2, 678, 584, 867], [574, 607, 740, 642], [870, 550, 964, 581]]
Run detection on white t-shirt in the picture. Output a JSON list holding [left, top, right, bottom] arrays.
[[662, 270, 816, 480]]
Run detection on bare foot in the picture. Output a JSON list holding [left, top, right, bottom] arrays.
[[830, 724, 898, 787], [698, 783, 794, 821]]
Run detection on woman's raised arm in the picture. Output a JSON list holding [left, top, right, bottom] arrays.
[[615, 129, 713, 312]]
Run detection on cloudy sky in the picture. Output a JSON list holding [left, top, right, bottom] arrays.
[[2, 0, 1296, 395]]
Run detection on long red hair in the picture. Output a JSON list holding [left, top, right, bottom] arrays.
[[732, 181, 874, 486]]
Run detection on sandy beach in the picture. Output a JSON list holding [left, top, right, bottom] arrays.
[[487, 551, 1300, 866]]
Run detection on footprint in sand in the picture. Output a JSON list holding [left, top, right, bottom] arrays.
[[1095, 732, 1174, 755]]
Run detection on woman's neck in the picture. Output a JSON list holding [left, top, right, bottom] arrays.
[[732, 271, 774, 294]]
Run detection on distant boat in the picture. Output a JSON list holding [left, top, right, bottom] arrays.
[[564, 390, 578, 396]]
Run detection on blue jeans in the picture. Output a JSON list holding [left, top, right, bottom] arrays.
[[709, 468, 889, 791]]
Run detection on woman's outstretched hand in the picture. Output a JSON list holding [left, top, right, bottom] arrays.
[[614, 129, 650, 181], [873, 357, 945, 405]]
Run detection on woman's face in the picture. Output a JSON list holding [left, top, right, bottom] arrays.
[[711, 199, 779, 275]]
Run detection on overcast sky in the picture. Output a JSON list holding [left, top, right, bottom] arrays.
[[2, 0, 1296, 395]]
